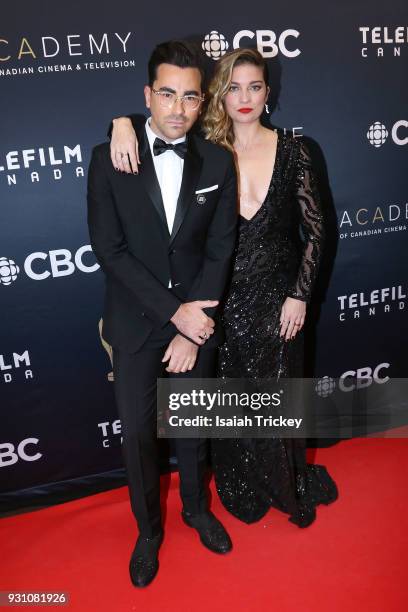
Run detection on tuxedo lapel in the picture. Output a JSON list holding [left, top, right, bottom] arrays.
[[138, 129, 169, 234], [169, 135, 203, 245]]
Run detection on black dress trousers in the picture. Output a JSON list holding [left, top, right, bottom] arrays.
[[112, 345, 216, 537]]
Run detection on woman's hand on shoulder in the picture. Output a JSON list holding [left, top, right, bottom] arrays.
[[279, 297, 306, 341], [110, 117, 140, 174]]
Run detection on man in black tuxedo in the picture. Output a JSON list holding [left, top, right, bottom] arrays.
[[87, 41, 237, 587]]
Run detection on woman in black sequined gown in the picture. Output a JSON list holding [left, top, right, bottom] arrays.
[[203, 49, 338, 527]]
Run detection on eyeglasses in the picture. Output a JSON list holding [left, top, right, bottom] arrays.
[[151, 88, 204, 111]]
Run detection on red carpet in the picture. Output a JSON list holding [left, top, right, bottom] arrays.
[[2, 436, 408, 612]]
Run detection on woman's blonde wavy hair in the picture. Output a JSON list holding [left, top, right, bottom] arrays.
[[201, 47, 269, 153]]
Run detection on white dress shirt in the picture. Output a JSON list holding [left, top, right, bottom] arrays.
[[145, 118, 186, 288], [145, 117, 185, 234]]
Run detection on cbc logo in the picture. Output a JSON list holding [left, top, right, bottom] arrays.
[[316, 363, 390, 396], [202, 31, 229, 60], [367, 120, 408, 147], [0, 438, 42, 467], [339, 363, 390, 391], [0, 245, 99, 286], [315, 376, 336, 398], [202, 29, 300, 60], [0, 257, 20, 286]]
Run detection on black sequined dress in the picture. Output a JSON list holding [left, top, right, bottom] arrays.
[[212, 133, 338, 527]]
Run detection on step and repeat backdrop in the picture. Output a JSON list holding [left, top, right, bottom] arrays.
[[1, 1, 407, 510]]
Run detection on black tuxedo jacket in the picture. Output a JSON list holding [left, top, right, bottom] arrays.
[[87, 125, 237, 353]]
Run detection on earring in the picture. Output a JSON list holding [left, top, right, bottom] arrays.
[[265, 103, 270, 114]]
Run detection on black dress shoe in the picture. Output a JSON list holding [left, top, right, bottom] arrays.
[[182, 510, 232, 554], [129, 530, 163, 588]]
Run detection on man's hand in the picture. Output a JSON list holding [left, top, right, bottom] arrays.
[[110, 117, 140, 174], [280, 297, 306, 341], [171, 300, 218, 345], [162, 334, 199, 373]]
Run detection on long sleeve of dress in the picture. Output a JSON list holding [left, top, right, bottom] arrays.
[[286, 141, 325, 302]]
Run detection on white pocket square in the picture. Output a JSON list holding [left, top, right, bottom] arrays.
[[195, 184, 219, 194]]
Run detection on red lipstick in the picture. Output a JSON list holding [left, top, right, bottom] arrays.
[[238, 108, 253, 113]]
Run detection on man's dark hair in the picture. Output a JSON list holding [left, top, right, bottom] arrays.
[[148, 40, 205, 87]]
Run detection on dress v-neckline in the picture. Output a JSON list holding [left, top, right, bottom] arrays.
[[238, 131, 281, 223]]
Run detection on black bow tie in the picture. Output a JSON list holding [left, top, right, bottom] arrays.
[[153, 137, 188, 159]]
